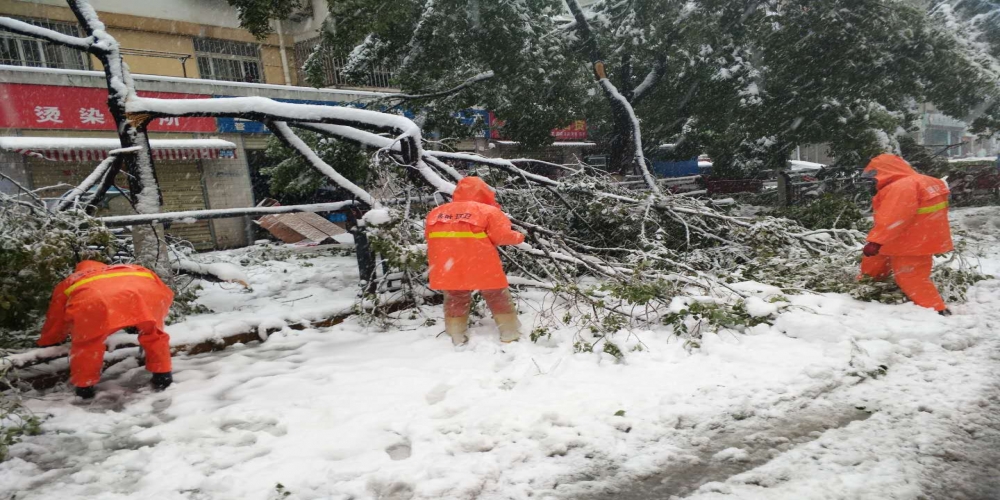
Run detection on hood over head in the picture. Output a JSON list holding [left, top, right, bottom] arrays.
[[74, 260, 107, 274], [451, 177, 500, 208], [864, 154, 918, 190]]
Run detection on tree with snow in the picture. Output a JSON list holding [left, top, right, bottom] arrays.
[[232, 0, 999, 181]]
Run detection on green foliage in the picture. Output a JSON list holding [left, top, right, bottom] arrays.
[[0, 406, 41, 462], [237, 242, 294, 266], [235, 0, 997, 175], [602, 340, 624, 360], [774, 193, 873, 232], [0, 206, 115, 347], [224, 0, 304, 39], [530, 326, 551, 342], [1, 366, 42, 462], [166, 284, 211, 325], [263, 132, 370, 204]]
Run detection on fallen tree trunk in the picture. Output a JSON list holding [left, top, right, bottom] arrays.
[[99, 201, 358, 227], [3, 296, 440, 391]]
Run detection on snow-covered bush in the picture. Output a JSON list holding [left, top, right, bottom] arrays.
[[772, 193, 873, 232], [0, 199, 116, 348], [263, 132, 370, 203], [0, 366, 41, 462]]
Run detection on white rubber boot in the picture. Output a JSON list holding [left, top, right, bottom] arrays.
[[493, 313, 522, 343], [445, 316, 470, 346]]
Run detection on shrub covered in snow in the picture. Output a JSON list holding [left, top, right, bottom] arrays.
[[0, 200, 116, 348], [263, 132, 370, 204], [772, 193, 873, 232]]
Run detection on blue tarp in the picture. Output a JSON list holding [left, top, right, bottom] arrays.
[[652, 158, 699, 177]]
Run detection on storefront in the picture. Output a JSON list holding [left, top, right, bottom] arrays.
[[0, 67, 382, 250]]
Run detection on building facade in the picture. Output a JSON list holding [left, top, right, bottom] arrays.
[[0, 0, 391, 250]]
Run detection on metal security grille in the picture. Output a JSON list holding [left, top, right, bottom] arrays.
[[0, 17, 89, 70], [194, 37, 262, 83], [294, 37, 395, 89]]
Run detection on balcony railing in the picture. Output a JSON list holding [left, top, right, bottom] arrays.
[[294, 38, 396, 90]]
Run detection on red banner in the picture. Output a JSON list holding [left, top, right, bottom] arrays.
[[489, 112, 588, 141], [0, 83, 217, 132]]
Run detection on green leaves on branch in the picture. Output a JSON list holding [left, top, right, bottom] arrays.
[[0, 207, 115, 345], [263, 132, 370, 204]]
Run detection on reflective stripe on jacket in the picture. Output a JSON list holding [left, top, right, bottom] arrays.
[[38, 263, 174, 346], [425, 178, 524, 291], [865, 154, 954, 256]]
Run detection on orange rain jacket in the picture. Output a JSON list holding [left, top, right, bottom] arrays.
[[865, 154, 953, 256], [38, 261, 175, 346], [425, 177, 525, 291]]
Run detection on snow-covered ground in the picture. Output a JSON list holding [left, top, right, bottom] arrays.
[[3, 209, 1000, 500]]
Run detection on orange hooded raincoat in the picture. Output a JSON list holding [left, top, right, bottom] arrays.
[[860, 154, 953, 311], [39, 261, 175, 387], [425, 177, 525, 291]]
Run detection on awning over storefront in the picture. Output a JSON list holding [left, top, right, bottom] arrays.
[[0, 137, 238, 161]]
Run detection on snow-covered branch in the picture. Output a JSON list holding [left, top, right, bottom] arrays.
[[632, 57, 667, 105], [56, 155, 118, 212], [378, 71, 495, 101], [99, 201, 358, 227], [0, 17, 93, 50], [563, 0, 660, 194], [268, 122, 380, 207]]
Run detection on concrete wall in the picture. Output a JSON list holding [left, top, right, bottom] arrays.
[[0, 150, 29, 196], [3, 0, 297, 85], [22, 0, 244, 29], [200, 134, 256, 249]]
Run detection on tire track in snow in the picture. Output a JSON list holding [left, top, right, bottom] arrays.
[[579, 400, 872, 499]]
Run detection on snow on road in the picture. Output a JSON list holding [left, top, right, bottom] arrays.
[[2, 210, 1000, 500]]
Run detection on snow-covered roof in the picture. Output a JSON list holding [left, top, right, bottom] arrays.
[[0, 137, 238, 162], [949, 156, 997, 163], [789, 160, 826, 172], [0, 64, 390, 98], [0, 137, 237, 150], [690, 160, 826, 172]]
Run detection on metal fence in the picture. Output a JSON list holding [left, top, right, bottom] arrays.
[[785, 175, 875, 207], [294, 38, 396, 89]]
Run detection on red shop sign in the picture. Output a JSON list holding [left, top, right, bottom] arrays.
[[0, 83, 217, 132], [489, 112, 588, 141]]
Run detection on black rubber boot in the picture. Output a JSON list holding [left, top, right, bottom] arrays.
[[939, 309, 953, 317], [75, 386, 96, 400], [150, 372, 173, 391]]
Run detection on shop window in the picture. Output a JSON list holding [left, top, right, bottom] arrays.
[[194, 37, 262, 83], [0, 17, 89, 70]]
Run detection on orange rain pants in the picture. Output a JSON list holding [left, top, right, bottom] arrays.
[[443, 289, 516, 318], [860, 254, 946, 311], [69, 321, 172, 387]]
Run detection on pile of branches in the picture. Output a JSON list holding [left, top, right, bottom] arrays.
[[1, 1, 987, 349]]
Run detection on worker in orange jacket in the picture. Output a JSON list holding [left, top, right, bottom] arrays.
[[38, 261, 175, 398], [425, 177, 526, 345], [859, 154, 954, 314]]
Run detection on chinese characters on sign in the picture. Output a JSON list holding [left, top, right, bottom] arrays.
[[489, 112, 588, 141], [551, 120, 588, 140], [34, 106, 63, 124], [79, 108, 106, 125], [0, 84, 216, 132]]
